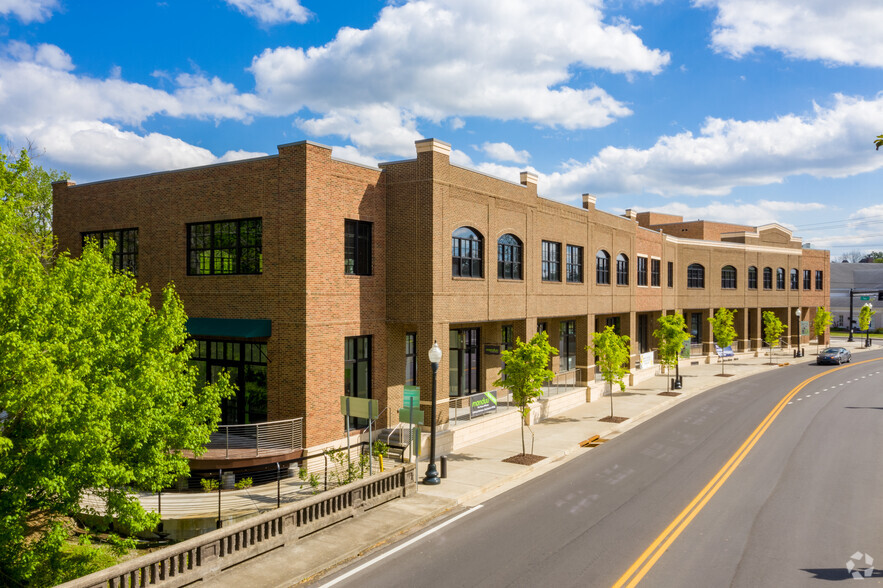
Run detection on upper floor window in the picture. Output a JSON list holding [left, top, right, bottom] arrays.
[[748, 266, 757, 289], [187, 218, 262, 275], [345, 219, 372, 275], [566, 245, 583, 283], [790, 268, 799, 290], [763, 267, 772, 290], [721, 265, 737, 289], [542, 241, 561, 282], [452, 227, 483, 278], [616, 253, 629, 286], [687, 263, 705, 288], [637, 256, 648, 286], [497, 234, 523, 280], [651, 259, 661, 287], [776, 267, 785, 290], [667, 261, 673, 288], [82, 228, 138, 275], [815, 270, 823, 290], [803, 269, 811, 290], [596, 250, 611, 285]]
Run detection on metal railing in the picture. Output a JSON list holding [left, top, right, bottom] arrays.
[[205, 418, 303, 458], [543, 368, 581, 397]]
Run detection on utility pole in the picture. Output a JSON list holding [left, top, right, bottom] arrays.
[[847, 288, 854, 342]]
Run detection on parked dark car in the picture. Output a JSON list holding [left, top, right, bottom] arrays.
[[817, 347, 851, 365]]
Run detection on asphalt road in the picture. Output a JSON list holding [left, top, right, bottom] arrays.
[[314, 351, 883, 588]]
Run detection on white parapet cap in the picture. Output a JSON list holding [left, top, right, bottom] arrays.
[[582, 194, 596, 209], [623, 208, 638, 220], [520, 171, 538, 186], [415, 138, 452, 156]]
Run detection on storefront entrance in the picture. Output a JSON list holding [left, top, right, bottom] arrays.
[[450, 328, 480, 397]]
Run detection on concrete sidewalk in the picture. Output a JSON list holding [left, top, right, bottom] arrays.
[[205, 343, 878, 587]]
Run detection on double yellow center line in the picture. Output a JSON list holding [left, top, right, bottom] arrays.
[[612, 358, 881, 588]]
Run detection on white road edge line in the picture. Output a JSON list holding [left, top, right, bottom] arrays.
[[316, 505, 484, 588]]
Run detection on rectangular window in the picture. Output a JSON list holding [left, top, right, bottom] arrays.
[[82, 228, 138, 275], [815, 270, 823, 290], [790, 269, 799, 290], [803, 269, 811, 290], [667, 261, 673, 288], [542, 241, 561, 282], [405, 332, 416, 387], [344, 335, 371, 428], [345, 219, 372, 275], [763, 268, 773, 290], [187, 218, 262, 275], [651, 259, 660, 287], [604, 316, 621, 335], [559, 321, 576, 371], [191, 339, 267, 425], [566, 245, 583, 283], [637, 256, 648, 286], [748, 267, 757, 289]]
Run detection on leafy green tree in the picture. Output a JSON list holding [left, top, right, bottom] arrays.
[[587, 326, 631, 419], [812, 307, 833, 353], [0, 203, 233, 585], [876, 134, 883, 150], [653, 313, 691, 392], [0, 142, 69, 261], [762, 311, 785, 364], [859, 304, 876, 332], [708, 308, 737, 375], [494, 331, 557, 456]]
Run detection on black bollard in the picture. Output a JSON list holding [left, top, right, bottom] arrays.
[[440, 455, 447, 478]]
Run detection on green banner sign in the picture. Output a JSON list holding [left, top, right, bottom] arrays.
[[403, 385, 420, 408], [339, 396, 379, 420], [398, 407, 424, 424], [800, 320, 810, 337]]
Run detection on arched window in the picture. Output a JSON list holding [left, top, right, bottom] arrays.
[[748, 266, 757, 289], [497, 234, 522, 280], [452, 227, 483, 278], [790, 268, 798, 290], [687, 263, 705, 288], [776, 267, 785, 290], [721, 265, 737, 289], [763, 267, 772, 289], [596, 250, 610, 284], [616, 253, 629, 285]]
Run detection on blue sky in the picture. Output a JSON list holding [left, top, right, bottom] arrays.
[[2, 0, 882, 256]]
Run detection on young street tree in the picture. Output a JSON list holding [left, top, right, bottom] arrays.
[[762, 311, 786, 364], [813, 307, 833, 354], [708, 307, 737, 375], [859, 304, 876, 346], [653, 313, 691, 392], [0, 202, 233, 584], [494, 331, 557, 456], [587, 326, 631, 420]]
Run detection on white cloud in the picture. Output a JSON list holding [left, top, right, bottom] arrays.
[[541, 94, 883, 198], [694, 0, 883, 67], [480, 141, 530, 164], [644, 200, 825, 228], [0, 0, 58, 23], [249, 0, 669, 157], [224, 0, 311, 24]]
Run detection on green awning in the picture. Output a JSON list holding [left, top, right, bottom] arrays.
[[186, 318, 271, 339]]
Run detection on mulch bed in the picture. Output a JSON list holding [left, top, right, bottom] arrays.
[[599, 416, 629, 423], [658, 391, 681, 397], [503, 453, 546, 466], [715, 373, 736, 377]]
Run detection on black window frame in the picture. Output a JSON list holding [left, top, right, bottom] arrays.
[[344, 219, 372, 276], [452, 227, 483, 278], [82, 228, 139, 275], [776, 267, 785, 290], [497, 234, 523, 280], [763, 267, 773, 290], [542, 240, 561, 282], [596, 250, 611, 285], [748, 266, 758, 289], [687, 263, 705, 289], [637, 256, 648, 287], [803, 269, 811, 290], [191, 339, 268, 425], [187, 218, 262, 276], [651, 258, 661, 287], [344, 335, 372, 429], [667, 261, 673, 288], [790, 268, 799, 290], [559, 320, 576, 371], [405, 332, 417, 387], [616, 253, 629, 286], [721, 265, 737, 289], [815, 270, 823, 290], [566, 244, 583, 283]]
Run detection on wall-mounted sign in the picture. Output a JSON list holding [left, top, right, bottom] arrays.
[[470, 390, 498, 418], [484, 344, 501, 355]]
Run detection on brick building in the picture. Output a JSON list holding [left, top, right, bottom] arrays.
[[52, 138, 830, 467]]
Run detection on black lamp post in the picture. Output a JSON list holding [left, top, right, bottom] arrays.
[[423, 340, 442, 485], [795, 308, 802, 357]]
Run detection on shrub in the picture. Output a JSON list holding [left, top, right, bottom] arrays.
[[234, 477, 253, 490], [200, 478, 219, 493]]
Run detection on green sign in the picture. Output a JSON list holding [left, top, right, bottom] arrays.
[[398, 407, 424, 424], [403, 385, 420, 408], [484, 344, 501, 355], [469, 390, 498, 418], [339, 396, 379, 420], [800, 320, 810, 337], [860, 296, 871, 301]]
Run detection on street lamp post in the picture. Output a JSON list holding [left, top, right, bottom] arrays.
[[423, 341, 442, 485], [795, 308, 802, 357]]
